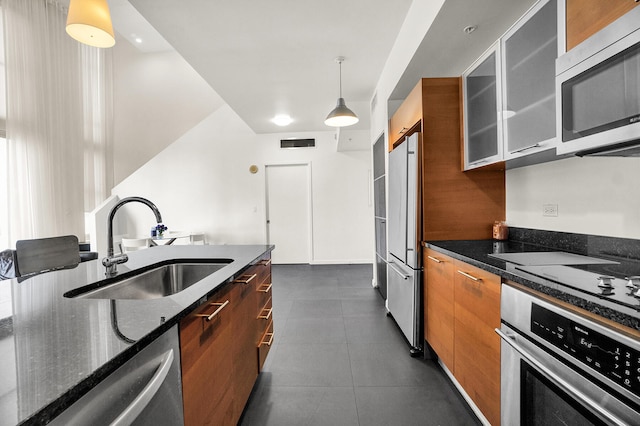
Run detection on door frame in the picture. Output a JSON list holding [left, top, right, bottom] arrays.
[[264, 162, 314, 263]]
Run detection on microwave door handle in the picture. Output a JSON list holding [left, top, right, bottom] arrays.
[[496, 329, 628, 426]]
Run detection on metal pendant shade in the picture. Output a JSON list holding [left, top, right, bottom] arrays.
[[325, 57, 359, 127], [66, 0, 116, 48]]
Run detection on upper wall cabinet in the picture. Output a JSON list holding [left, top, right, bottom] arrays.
[[462, 0, 563, 170], [388, 83, 422, 150], [462, 42, 503, 170], [501, 0, 559, 160], [566, 0, 639, 51]]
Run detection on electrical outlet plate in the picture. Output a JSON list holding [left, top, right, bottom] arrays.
[[543, 204, 558, 217]]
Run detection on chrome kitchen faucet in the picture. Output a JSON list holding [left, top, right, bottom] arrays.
[[102, 196, 163, 277]]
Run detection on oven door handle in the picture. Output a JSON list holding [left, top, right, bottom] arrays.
[[496, 328, 629, 426]]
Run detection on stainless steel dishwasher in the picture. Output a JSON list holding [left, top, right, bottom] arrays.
[[50, 325, 184, 426]]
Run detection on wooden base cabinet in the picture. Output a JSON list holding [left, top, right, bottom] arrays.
[[424, 249, 455, 370], [453, 259, 501, 426], [180, 285, 235, 426], [180, 252, 273, 426], [423, 251, 501, 426]]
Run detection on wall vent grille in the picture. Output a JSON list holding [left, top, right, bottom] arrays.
[[280, 138, 315, 149]]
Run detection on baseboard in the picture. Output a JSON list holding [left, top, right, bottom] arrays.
[[309, 259, 373, 265]]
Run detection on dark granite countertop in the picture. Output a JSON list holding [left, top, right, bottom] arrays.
[[425, 235, 640, 333], [0, 244, 273, 426]]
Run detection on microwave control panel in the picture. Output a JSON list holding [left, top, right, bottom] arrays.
[[531, 303, 640, 398]]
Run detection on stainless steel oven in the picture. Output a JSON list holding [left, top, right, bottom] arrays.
[[497, 285, 640, 425]]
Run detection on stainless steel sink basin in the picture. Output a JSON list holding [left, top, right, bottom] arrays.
[[66, 260, 231, 300]]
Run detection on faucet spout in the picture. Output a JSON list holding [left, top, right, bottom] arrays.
[[103, 196, 163, 276]]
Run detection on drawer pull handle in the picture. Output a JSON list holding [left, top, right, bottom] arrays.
[[427, 255, 443, 263], [260, 259, 272, 266], [258, 283, 272, 293], [457, 270, 482, 282], [258, 308, 272, 320], [196, 300, 230, 321], [235, 273, 257, 285], [260, 332, 274, 347]]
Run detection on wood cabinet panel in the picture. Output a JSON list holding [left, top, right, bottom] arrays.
[[424, 249, 455, 371], [180, 286, 234, 426], [566, 0, 639, 50], [420, 78, 506, 241], [180, 253, 274, 426], [453, 260, 501, 426], [388, 81, 422, 150], [231, 270, 260, 421]]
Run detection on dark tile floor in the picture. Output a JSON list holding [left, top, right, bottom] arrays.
[[240, 264, 481, 426]]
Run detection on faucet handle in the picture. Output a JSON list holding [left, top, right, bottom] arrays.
[[102, 253, 129, 277]]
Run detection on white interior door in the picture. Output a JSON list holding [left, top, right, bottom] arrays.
[[265, 164, 311, 264]]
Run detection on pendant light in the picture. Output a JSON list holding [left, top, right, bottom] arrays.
[[324, 57, 359, 127], [66, 0, 116, 48]]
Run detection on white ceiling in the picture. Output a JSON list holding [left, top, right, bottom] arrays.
[[109, 0, 537, 135]]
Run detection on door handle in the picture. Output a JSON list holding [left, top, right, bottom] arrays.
[[386, 260, 410, 280], [110, 349, 174, 426]]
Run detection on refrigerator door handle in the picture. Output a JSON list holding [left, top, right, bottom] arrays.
[[386, 260, 410, 280]]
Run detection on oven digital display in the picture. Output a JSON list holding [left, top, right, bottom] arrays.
[[531, 303, 640, 398]]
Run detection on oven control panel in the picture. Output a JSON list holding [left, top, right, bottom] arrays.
[[531, 303, 640, 398]]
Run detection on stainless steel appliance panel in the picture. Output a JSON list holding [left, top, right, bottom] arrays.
[[499, 285, 640, 425], [556, 7, 640, 156], [387, 259, 420, 346], [50, 325, 185, 426], [388, 139, 407, 265], [405, 134, 418, 269]]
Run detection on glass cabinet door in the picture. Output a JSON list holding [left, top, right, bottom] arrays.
[[502, 0, 559, 158], [463, 42, 503, 169]]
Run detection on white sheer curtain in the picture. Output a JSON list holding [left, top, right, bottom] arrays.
[[3, 0, 113, 245]]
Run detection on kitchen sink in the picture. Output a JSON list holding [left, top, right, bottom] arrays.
[[65, 260, 232, 300]]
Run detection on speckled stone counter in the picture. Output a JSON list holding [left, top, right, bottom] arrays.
[[0, 244, 273, 426], [425, 228, 640, 332]]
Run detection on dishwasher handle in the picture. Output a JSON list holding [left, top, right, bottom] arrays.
[[110, 349, 174, 426], [496, 328, 628, 426]]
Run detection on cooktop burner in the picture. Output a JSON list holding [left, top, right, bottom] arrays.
[[515, 264, 640, 314]]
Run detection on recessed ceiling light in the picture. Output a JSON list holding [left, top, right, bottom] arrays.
[[463, 25, 478, 35], [271, 114, 293, 126], [135, 37, 143, 43]]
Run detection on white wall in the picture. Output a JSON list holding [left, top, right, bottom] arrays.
[[112, 105, 374, 264], [113, 39, 225, 184], [507, 156, 640, 238]]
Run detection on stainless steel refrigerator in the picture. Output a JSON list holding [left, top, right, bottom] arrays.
[[387, 132, 422, 356]]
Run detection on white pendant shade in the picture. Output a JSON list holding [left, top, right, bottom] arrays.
[[66, 0, 115, 48], [324, 98, 359, 127], [325, 57, 359, 127]]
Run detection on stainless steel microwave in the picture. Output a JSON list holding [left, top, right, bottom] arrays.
[[556, 7, 640, 156]]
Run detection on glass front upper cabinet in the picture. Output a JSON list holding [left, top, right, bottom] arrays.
[[501, 0, 560, 160], [463, 42, 503, 170]]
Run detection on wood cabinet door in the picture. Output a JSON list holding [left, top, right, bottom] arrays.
[[566, 0, 639, 51], [388, 80, 422, 150], [180, 286, 234, 426], [424, 249, 455, 371], [231, 268, 260, 421], [453, 260, 501, 426]]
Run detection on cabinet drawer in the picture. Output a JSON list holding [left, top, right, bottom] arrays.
[[256, 279, 272, 310], [424, 249, 455, 370], [453, 259, 501, 426], [179, 286, 234, 426], [258, 320, 274, 371]]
